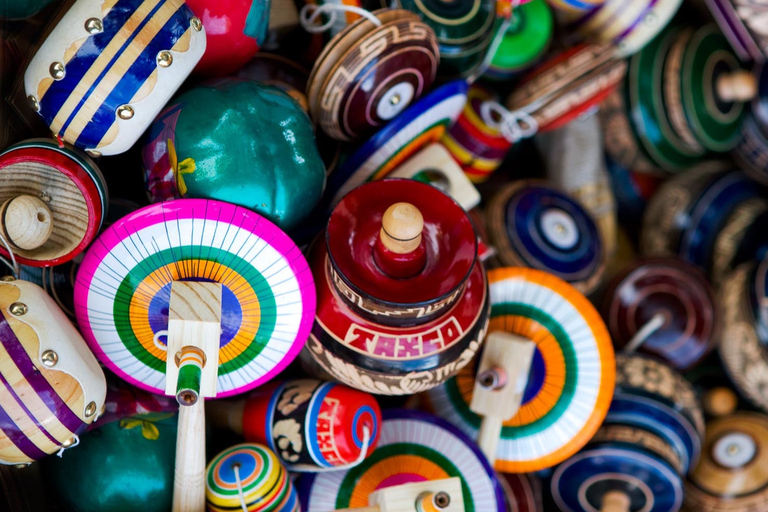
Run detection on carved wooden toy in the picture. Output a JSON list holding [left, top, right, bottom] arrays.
[[74, 199, 315, 511], [387, 142, 481, 210], [442, 85, 513, 184], [718, 257, 768, 415], [484, 0, 552, 81], [425, 267, 615, 472], [297, 410, 505, 512], [185, 0, 269, 77], [43, 412, 178, 512], [704, 0, 768, 62], [0, 278, 107, 465], [641, 166, 768, 282], [206, 443, 300, 512], [142, 79, 326, 231], [305, 8, 439, 142], [24, 0, 206, 156], [499, 473, 543, 512], [303, 180, 489, 396], [327, 80, 468, 207], [506, 43, 627, 134], [566, 0, 683, 57], [602, 258, 718, 371], [391, 0, 497, 78], [685, 412, 768, 511], [208, 379, 382, 471], [486, 181, 606, 295], [0, 139, 107, 267]]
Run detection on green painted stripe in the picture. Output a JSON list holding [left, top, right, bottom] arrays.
[[176, 361, 201, 397]]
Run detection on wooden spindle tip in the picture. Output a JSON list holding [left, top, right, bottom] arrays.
[[716, 70, 758, 102], [177, 389, 199, 406], [380, 202, 424, 254], [0, 195, 53, 250], [601, 490, 631, 512], [703, 386, 738, 418]]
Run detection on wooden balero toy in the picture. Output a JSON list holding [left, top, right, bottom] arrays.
[[303, 179, 489, 395], [0, 139, 107, 267], [0, 278, 106, 465], [550, 355, 704, 512], [74, 199, 316, 511], [208, 378, 382, 472], [297, 409, 505, 512], [24, 0, 206, 156], [425, 267, 615, 473]]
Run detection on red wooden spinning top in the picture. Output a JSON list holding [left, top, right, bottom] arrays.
[[303, 179, 489, 395]]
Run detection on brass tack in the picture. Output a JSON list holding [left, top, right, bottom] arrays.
[[49, 62, 65, 80], [9, 302, 27, 316], [41, 350, 58, 367], [117, 105, 134, 120]]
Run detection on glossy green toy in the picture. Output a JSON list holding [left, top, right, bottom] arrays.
[[42, 413, 177, 512], [143, 79, 326, 231], [0, 0, 54, 19]]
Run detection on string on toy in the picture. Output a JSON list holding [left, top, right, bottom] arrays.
[[623, 313, 666, 354], [0, 231, 19, 279], [233, 463, 249, 512], [480, 100, 539, 144], [300, 3, 381, 34]]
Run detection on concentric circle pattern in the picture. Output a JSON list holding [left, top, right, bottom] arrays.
[[74, 199, 315, 398], [425, 267, 615, 472], [297, 409, 504, 512]]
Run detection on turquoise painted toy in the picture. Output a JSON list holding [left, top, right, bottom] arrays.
[[143, 79, 326, 231]]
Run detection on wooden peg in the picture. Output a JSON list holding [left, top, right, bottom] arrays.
[[166, 281, 222, 512], [0, 195, 53, 250], [470, 331, 536, 465], [335, 477, 464, 512], [380, 203, 424, 254], [601, 491, 630, 512], [703, 387, 738, 418], [716, 71, 758, 102]]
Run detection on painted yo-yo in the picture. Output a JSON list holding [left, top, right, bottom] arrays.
[[326, 79, 468, 206], [304, 179, 488, 396], [393, 0, 497, 77], [42, 412, 178, 512], [484, 0, 553, 81], [387, 142, 480, 211], [566, 0, 683, 57], [486, 181, 606, 295], [605, 153, 664, 234], [74, 199, 315, 510], [506, 43, 627, 134], [306, 8, 439, 142], [208, 379, 382, 471], [602, 258, 718, 371], [704, 0, 768, 62], [685, 412, 768, 511], [718, 257, 768, 415], [641, 166, 768, 281], [206, 443, 299, 512], [297, 409, 505, 512], [186, 0, 269, 77], [442, 85, 514, 184], [0, 139, 107, 267], [24, 0, 206, 156], [0, 278, 107, 465], [142, 79, 326, 231], [424, 267, 615, 472]]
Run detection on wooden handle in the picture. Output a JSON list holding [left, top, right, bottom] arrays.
[[0, 195, 53, 250], [703, 387, 738, 418], [716, 71, 757, 102], [172, 399, 206, 512], [601, 491, 630, 512], [477, 415, 503, 466], [380, 203, 424, 254]]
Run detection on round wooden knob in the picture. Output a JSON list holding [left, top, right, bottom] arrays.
[[380, 202, 424, 254], [703, 386, 738, 418], [601, 491, 630, 512], [716, 71, 758, 102], [0, 195, 53, 250]]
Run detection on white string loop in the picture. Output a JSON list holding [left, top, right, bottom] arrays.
[[233, 463, 248, 512], [480, 100, 539, 144], [300, 4, 381, 34], [623, 313, 666, 354], [56, 434, 80, 458], [288, 425, 372, 473], [0, 231, 19, 279]]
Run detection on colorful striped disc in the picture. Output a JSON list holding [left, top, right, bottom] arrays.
[[486, 0, 553, 81], [486, 181, 605, 294], [546, 0, 604, 13], [73, 199, 315, 398], [297, 409, 504, 512], [328, 80, 468, 206], [395, 0, 496, 46], [425, 268, 615, 473], [206, 443, 299, 512]]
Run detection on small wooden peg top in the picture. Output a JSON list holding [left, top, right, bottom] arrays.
[[380, 203, 424, 254], [0, 195, 53, 250], [601, 491, 630, 512], [703, 386, 738, 418], [716, 71, 758, 102]]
